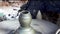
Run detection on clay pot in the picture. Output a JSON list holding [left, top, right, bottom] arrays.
[[19, 10, 32, 28], [14, 10, 36, 34]]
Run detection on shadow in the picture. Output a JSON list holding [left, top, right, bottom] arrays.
[[35, 30, 42, 34], [8, 30, 15, 34]]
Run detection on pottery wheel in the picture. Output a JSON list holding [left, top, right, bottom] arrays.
[[0, 19, 59, 34]]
